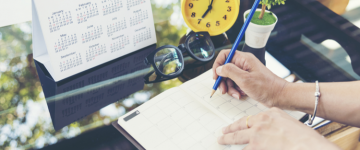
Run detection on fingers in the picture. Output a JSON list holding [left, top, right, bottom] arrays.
[[243, 145, 252, 150], [212, 49, 231, 80], [235, 86, 247, 96], [217, 129, 252, 145], [223, 115, 254, 134], [219, 80, 227, 94], [215, 63, 250, 85], [213, 50, 259, 80], [226, 79, 241, 99]]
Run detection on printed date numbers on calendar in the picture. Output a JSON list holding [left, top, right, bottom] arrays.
[[49, 10, 73, 33]]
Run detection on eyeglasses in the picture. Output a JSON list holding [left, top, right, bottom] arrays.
[[144, 32, 215, 83]]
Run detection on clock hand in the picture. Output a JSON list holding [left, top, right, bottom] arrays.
[[202, 0, 214, 18], [201, 6, 212, 18]]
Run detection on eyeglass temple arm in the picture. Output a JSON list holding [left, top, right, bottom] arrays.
[[143, 71, 163, 83], [178, 44, 186, 53]]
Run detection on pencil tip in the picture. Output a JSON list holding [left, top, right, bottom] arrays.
[[210, 90, 216, 98]]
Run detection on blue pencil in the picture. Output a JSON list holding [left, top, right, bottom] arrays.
[[210, 0, 261, 98]]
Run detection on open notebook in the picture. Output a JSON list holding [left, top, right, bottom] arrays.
[[117, 69, 305, 150]]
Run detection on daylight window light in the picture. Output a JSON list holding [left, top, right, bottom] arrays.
[[0, 0, 32, 28], [321, 39, 341, 50], [346, 55, 351, 63]]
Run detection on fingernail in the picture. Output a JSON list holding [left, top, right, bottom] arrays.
[[216, 66, 223, 75], [240, 91, 247, 96], [232, 94, 239, 100], [217, 136, 221, 141], [240, 91, 246, 96], [222, 127, 226, 133]]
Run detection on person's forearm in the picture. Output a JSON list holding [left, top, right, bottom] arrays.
[[277, 81, 360, 127]]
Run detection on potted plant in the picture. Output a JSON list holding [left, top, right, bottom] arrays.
[[242, 0, 285, 65]]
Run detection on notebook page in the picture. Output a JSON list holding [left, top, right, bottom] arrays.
[[118, 87, 246, 150], [180, 69, 305, 123]]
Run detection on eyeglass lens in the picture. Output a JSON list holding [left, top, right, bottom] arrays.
[[154, 48, 183, 75], [187, 33, 214, 59]]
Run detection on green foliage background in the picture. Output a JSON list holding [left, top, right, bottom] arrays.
[[0, 0, 187, 149], [260, 0, 286, 9]]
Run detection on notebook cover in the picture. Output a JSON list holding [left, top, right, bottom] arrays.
[[112, 121, 146, 150]]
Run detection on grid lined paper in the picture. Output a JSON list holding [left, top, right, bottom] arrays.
[[118, 69, 305, 150]]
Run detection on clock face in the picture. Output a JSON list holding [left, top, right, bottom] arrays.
[[181, 0, 239, 36]]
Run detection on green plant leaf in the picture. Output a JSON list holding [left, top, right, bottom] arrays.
[[262, 0, 286, 10]]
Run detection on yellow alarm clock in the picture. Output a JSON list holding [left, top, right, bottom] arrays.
[[181, 0, 240, 36]]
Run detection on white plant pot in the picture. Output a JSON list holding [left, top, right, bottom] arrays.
[[243, 9, 278, 49]]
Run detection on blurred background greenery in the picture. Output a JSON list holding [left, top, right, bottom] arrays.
[[0, 0, 188, 149]]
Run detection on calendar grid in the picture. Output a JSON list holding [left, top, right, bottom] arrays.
[[48, 11, 73, 33], [110, 35, 130, 53], [107, 17, 127, 37], [119, 70, 304, 150], [127, 90, 231, 150], [182, 70, 305, 121], [102, 0, 123, 16], [130, 9, 149, 27], [133, 27, 151, 46], [59, 53, 83, 72], [34, 0, 157, 81], [86, 44, 107, 62], [182, 72, 268, 122], [127, 0, 146, 10], [81, 25, 103, 44], [76, 3, 99, 24], [54, 34, 78, 53]]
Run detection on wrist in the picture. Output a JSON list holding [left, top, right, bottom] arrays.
[[275, 81, 319, 113], [270, 79, 292, 108]]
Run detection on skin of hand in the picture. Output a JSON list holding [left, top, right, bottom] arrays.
[[212, 50, 287, 107], [218, 108, 340, 150], [213, 50, 360, 127]]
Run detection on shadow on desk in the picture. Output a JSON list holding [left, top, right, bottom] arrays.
[[37, 124, 137, 150]]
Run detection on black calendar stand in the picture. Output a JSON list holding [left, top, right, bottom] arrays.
[[34, 44, 156, 131]]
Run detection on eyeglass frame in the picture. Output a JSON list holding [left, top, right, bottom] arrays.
[[143, 32, 215, 84], [178, 32, 215, 62]]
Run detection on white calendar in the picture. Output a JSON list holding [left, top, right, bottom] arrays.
[[118, 69, 305, 150], [32, 0, 156, 81]]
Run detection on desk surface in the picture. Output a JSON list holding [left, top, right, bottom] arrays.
[[0, 0, 360, 149]]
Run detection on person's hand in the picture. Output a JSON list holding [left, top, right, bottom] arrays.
[[218, 108, 340, 150], [212, 50, 287, 107]]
